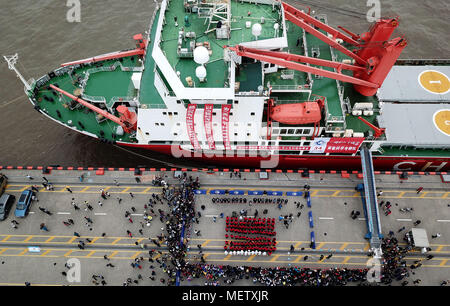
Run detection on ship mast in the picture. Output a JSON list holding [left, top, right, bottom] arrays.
[[3, 53, 32, 92]]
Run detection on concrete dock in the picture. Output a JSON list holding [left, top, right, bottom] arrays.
[[0, 168, 448, 286]]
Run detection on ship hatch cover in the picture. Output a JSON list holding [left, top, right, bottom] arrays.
[[378, 66, 450, 102]]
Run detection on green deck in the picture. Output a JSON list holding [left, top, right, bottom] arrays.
[[84, 70, 133, 105], [159, 0, 281, 88], [139, 11, 165, 107], [33, 58, 139, 143]]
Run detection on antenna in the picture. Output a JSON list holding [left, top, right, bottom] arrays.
[[3, 53, 32, 92]]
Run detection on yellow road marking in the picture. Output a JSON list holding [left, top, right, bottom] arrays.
[[332, 191, 340, 197], [363, 244, 370, 251], [18, 249, 28, 256], [109, 251, 119, 258], [45, 237, 55, 243], [23, 236, 33, 243], [86, 251, 97, 257], [111, 238, 121, 245], [64, 250, 73, 257], [340, 243, 349, 251], [442, 192, 449, 199], [223, 254, 232, 260], [398, 191, 406, 198], [436, 245, 444, 252], [247, 255, 256, 261], [310, 190, 319, 197], [201, 240, 211, 247], [80, 187, 90, 192], [121, 187, 130, 193], [316, 242, 325, 250], [0, 249, 6, 255], [67, 237, 78, 244], [143, 187, 152, 193], [2, 236, 11, 242], [40, 250, 51, 256], [294, 242, 303, 248], [342, 256, 351, 264], [439, 259, 448, 266], [270, 255, 280, 262], [131, 251, 142, 259], [294, 255, 303, 263]]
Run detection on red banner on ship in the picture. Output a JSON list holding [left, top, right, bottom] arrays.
[[186, 104, 200, 151], [204, 104, 215, 150], [324, 137, 364, 153], [222, 105, 232, 151]]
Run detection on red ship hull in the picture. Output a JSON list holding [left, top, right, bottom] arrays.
[[120, 143, 450, 172]]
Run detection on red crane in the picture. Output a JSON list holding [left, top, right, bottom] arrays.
[[49, 84, 137, 134], [226, 1, 407, 97], [358, 116, 386, 139]]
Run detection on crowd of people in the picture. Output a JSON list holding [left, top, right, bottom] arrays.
[[8, 173, 448, 287], [180, 264, 369, 286]]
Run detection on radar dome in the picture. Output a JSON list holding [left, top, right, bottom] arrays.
[[193, 46, 210, 65], [195, 65, 207, 79], [252, 23, 262, 37]]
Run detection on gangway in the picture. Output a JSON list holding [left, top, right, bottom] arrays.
[[357, 146, 383, 251]]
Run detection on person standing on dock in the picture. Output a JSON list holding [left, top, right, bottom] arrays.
[[416, 187, 424, 194]]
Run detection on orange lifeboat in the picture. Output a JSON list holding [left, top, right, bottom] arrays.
[[270, 102, 321, 125]]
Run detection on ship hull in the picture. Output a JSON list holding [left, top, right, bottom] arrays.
[[119, 143, 450, 172]]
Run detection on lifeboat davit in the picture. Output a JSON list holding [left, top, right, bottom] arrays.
[[270, 102, 321, 125]]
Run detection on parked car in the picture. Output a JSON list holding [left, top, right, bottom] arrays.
[[0, 174, 7, 197], [0, 194, 15, 221], [15, 190, 33, 218]]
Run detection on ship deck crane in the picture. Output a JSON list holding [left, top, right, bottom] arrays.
[[226, 1, 407, 97], [49, 84, 137, 134]]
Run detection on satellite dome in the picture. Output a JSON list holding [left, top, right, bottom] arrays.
[[195, 65, 207, 79], [252, 23, 262, 37], [193, 46, 210, 65]]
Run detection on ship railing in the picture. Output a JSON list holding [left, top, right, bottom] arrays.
[[140, 103, 168, 109], [108, 96, 137, 110], [236, 91, 266, 96], [270, 84, 311, 91], [81, 94, 107, 104]]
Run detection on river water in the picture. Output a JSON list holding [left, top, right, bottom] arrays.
[[1, 0, 449, 167]]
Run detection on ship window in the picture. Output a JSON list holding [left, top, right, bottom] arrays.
[[288, 129, 295, 134], [248, 123, 252, 126], [264, 63, 269, 68], [247, 133, 251, 136], [155, 123, 160, 126], [302, 129, 309, 135], [145, 132, 150, 136], [234, 123, 239, 126], [273, 129, 279, 134], [177, 100, 182, 104], [234, 133, 238, 136], [251, 112, 255, 116], [161, 123, 165, 126], [177, 123, 181, 126], [174, 133, 178, 136], [296, 129, 302, 134], [213, 112, 217, 116], [163, 112, 167, 115], [281, 129, 287, 134], [230, 112, 233, 116], [234, 100, 239, 104], [270, 63, 276, 67], [213, 123, 218, 126], [168, 112, 172, 116]]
